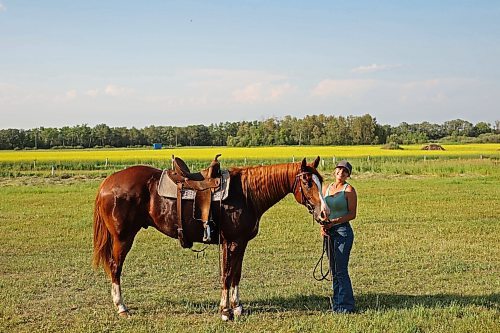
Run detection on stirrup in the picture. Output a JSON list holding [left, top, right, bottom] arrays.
[[203, 222, 211, 242]]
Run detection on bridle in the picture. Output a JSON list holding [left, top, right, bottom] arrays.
[[292, 171, 333, 282], [291, 171, 317, 215]]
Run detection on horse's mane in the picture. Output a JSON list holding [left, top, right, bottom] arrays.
[[230, 162, 321, 217]]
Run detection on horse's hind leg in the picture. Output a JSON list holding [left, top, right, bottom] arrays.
[[110, 235, 135, 316]]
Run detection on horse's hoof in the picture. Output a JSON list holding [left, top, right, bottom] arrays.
[[118, 310, 130, 318], [233, 304, 243, 317], [221, 308, 233, 321], [117, 304, 130, 318]]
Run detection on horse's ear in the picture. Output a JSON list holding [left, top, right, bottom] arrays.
[[301, 158, 307, 171], [312, 156, 320, 169]]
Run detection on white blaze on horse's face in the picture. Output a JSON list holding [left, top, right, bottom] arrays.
[[312, 174, 330, 220]]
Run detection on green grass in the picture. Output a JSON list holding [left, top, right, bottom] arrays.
[[0, 168, 499, 332]]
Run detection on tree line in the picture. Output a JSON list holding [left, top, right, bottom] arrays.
[[1, 114, 498, 150]]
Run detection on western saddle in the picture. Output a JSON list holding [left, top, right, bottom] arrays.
[[167, 154, 222, 248]]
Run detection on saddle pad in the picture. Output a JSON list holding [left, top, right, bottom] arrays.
[[158, 169, 230, 201]]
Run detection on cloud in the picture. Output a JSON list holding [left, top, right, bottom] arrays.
[[398, 78, 477, 104], [185, 68, 287, 83], [311, 79, 376, 97], [351, 64, 402, 74], [52, 89, 78, 103], [270, 83, 293, 100], [80, 84, 134, 97], [172, 68, 295, 105], [309, 77, 486, 124], [0, 3, 6, 12], [232, 83, 262, 103], [104, 84, 134, 97], [46, 85, 135, 101], [85, 89, 100, 97], [232, 82, 294, 104], [65, 90, 77, 99]]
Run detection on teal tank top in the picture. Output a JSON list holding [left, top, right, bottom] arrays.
[[325, 183, 350, 219]]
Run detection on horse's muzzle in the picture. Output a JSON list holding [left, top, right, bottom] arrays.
[[315, 210, 329, 225]]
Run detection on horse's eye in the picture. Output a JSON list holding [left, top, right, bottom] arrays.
[[302, 176, 312, 188]]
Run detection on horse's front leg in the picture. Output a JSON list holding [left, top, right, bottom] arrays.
[[230, 285, 243, 316], [220, 239, 247, 321]]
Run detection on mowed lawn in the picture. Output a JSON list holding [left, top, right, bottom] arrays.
[[0, 168, 499, 332]]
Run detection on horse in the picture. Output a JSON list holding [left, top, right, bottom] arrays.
[[92, 156, 330, 320]]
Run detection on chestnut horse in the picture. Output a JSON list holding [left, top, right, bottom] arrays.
[[93, 157, 329, 320]]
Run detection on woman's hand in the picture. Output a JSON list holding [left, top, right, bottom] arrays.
[[320, 218, 341, 236]]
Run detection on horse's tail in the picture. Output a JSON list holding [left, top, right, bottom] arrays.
[[92, 188, 112, 278]]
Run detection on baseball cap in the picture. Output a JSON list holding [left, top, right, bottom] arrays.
[[336, 160, 352, 176]]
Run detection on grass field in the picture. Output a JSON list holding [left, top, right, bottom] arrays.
[[0, 147, 499, 332]]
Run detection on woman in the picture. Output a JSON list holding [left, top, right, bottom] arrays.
[[321, 160, 357, 313]]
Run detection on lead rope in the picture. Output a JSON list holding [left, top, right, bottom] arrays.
[[218, 198, 222, 284], [313, 235, 332, 281], [313, 232, 338, 310], [217, 174, 225, 285]]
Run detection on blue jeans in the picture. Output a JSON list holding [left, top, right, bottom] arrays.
[[327, 222, 355, 313]]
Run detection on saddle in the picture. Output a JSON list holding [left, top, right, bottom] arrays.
[[167, 154, 222, 248]]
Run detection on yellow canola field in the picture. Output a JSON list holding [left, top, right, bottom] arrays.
[[0, 144, 498, 162]]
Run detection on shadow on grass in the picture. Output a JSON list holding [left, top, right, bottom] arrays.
[[243, 293, 499, 314], [148, 292, 499, 315], [355, 292, 499, 312]]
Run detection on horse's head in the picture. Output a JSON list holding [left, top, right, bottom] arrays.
[[291, 156, 330, 223]]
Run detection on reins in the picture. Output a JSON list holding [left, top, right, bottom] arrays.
[[218, 194, 222, 284], [313, 235, 335, 281], [292, 171, 334, 281], [191, 244, 209, 254]]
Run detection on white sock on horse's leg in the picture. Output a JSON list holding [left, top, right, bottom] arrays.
[[230, 285, 243, 316], [111, 282, 128, 315], [220, 287, 232, 321], [203, 221, 211, 242]]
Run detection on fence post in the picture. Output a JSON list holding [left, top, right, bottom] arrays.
[[105, 158, 108, 168], [292, 156, 295, 163], [51, 165, 55, 176]]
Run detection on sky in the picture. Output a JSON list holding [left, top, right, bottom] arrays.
[[1, 1, 499, 129]]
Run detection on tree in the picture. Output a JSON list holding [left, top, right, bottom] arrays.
[[39, 127, 59, 148], [143, 126, 163, 145], [93, 124, 111, 146], [472, 122, 492, 136], [443, 119, 473, 137], [351, 114, 377, 144], [129, 127, 145, 146]]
